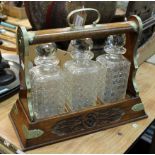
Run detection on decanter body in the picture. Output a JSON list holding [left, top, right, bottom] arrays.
[[97, 35, 131, 103], [64, 39, 100, 111], [29, 43, 65, 120]]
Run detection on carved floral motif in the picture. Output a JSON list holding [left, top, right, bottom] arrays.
[[52, 108, 125, 136]]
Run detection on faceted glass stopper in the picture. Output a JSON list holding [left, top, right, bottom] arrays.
[[70, 38, 94, 60], [35, 43, 59, 66], [36, 43, 57, 56], [104, 34, 126, 55]]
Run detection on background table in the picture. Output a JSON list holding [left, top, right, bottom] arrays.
[[1, 62, 155, 153]]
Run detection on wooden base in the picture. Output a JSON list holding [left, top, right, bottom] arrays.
[[10, 97, 147, 151]]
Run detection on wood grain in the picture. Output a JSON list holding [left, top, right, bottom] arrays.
[[5, 16, 31, 29], [0, 34, 16, 43], [10, 96, 146, 150], [0, 62, 154, 153]]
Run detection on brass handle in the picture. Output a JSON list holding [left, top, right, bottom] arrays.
[[67, 8, 101, 28]]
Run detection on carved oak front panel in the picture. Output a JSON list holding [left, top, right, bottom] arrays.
[[52, 108, 125, 136]]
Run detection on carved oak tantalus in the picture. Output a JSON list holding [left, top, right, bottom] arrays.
[[10, 15, 147, 150]]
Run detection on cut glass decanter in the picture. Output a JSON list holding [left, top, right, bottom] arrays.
[[29, 43, 66, 120], [64, 39, 101, 111], [96, 34, 131, 103]]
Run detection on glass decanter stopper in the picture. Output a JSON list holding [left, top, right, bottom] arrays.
[[29, 43, 66, 120], [96, 34, 131, 103], [64, 38, 101, 111]]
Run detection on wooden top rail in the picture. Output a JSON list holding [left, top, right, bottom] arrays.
[[28, 21, 138, 45]]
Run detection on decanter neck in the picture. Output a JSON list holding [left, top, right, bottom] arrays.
[[106, 53, 124, 60], [34, 55, 59, 66], [104, 45, 126, 60], [71, 49, 94, 61], [104, 45, 126, 55], [70, 39, 94, 61], [74, 58, 91, 65]]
